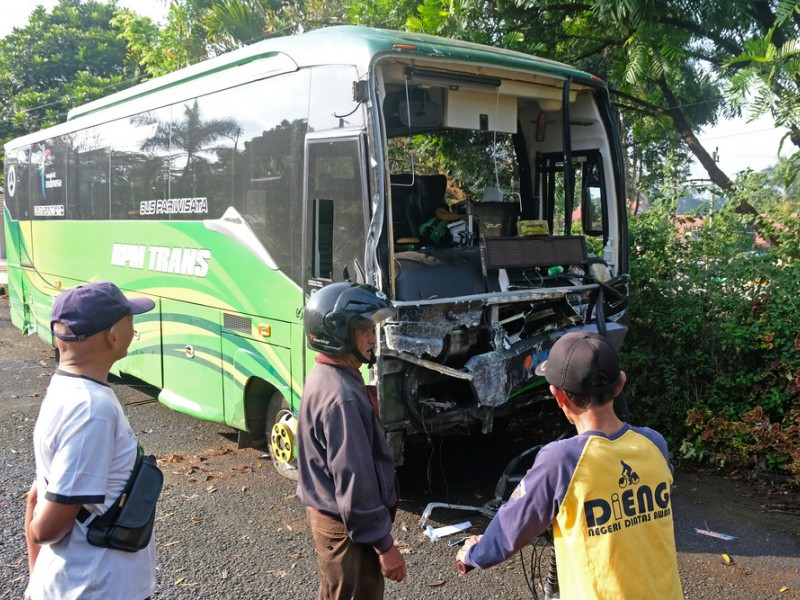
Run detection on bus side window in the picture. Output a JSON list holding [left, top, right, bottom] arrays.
[[581, 159, 605, 236], [74, 137, 111, 220], [305, 137, 368, 286], [5, 147, 30, 220], [111, 108, 171, 220]]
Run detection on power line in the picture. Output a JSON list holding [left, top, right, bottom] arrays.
[[699, 126, 786, 141]]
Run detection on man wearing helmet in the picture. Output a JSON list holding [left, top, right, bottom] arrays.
[[296, 283, 406, 599]]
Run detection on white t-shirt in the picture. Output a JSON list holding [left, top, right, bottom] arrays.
[[28, 371, 156, 600]]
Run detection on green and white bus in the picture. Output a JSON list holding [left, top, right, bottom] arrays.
[[4, 26, 629, 478]]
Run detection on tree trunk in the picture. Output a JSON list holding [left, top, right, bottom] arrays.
[[655, 77, 733, 191], [655, 77, 779, 243]]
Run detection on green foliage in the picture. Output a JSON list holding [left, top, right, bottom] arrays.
[[114, 0, 352, 78], [345, 0, 418, 30], [723, 1, 800, 170], [110, 10, 166, 75], [202, 0, 269, 48], [0, 0, 138, 181], [113, 0, 217, 76], [623, 180, 800, 482]]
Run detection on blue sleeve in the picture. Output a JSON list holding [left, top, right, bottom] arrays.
[[634, 426, 674, 476], [466, 438, 584, 569]]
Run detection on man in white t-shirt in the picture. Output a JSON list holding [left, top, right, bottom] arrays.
[[24, 281, 157, 600]]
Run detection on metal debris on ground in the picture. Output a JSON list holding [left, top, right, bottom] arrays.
[[424, 521, 472, 543], [694, 527, 736, 540]]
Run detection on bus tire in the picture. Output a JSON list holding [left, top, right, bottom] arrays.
[[267, 392, 299, 481]]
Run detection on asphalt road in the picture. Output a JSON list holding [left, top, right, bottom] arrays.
[[1, 294, 798, 599]]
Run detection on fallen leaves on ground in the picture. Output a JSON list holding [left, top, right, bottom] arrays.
[[396, 541, 413, 555], [761, 503, 800, 515]]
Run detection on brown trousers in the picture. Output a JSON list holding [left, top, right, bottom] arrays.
[[306, 507, 385, 600]]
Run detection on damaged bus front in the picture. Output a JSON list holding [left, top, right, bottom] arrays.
[[366, 43, 629, 463]]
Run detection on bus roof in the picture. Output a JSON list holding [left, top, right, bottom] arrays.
[[8, 25, 601, 149], [71, 25, 601, 119]]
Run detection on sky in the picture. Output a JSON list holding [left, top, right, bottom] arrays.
[[691, 113, 789, 180], [1, 1, 790, 180]]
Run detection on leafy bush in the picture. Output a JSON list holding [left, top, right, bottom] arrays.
[[622, 188, 800, 483], [683, 404, 800, 482]]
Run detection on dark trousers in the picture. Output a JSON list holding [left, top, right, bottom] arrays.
[[306, 507, 384, 600]]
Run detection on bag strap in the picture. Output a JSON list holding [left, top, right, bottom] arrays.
[[78, 444, 145, 527]]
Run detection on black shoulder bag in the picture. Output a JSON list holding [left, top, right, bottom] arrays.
[[85, 446, 164, 552]]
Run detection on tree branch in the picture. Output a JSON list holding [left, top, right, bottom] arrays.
[[655, 16, 744, 56], [610, 88, 665, 114]]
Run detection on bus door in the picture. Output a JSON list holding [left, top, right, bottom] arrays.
[[159, 301, 225, 424], [301, 131, 370, 376]]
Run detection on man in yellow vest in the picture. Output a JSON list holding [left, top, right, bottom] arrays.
[[457, 331, 683, 599]]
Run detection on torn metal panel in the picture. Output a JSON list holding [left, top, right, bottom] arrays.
[[383, 300, 483, 357], [384, 286, 596, 358], [382, 350, 473, 380], [465, 331, 550, 407]]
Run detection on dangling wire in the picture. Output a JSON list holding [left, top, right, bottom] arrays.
[[520, 535, 553, 599]]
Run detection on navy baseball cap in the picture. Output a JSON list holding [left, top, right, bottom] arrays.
[[50, 281, 155, 342], [535, 332, 621, 395]]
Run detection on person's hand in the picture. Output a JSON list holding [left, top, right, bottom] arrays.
[[378, 544, 406, 582], [456, 535, 482, 565]]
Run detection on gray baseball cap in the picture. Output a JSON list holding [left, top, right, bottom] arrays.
[[535, 332, 621, 395]]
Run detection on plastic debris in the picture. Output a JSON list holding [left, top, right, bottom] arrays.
[[694, 527, 736, 540], [721, 553, 734, 565], [424, 521, 472, 543]]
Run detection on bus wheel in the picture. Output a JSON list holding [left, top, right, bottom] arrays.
[[267, 392, 298, 481]]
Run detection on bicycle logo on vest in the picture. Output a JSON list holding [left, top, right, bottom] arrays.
[[618, 460, 640, 488]]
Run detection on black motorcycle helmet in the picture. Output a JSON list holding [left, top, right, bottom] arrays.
[[304, 283, 394, 363]]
